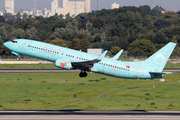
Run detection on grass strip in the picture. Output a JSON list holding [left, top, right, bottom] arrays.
[[0, 73, 180, 110]]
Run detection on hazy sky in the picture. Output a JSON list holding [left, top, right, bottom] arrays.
[[0, 0, 180, 12]]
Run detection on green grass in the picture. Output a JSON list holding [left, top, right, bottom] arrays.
[[120, 58, 147, 61], [0, 58, 39, 61], [0, 63, 180, 69], [0, 64, 58, 69], [0, 73, 180, 111], [165, 63, 180, 68]]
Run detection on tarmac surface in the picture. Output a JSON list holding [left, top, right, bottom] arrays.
[[1, 110, 180, 115], [0, 115, 180, 120], [0, 68, 179, 73], [0, 111, 180, 120]]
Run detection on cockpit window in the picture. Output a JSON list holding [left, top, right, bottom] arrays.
[[12, 40, 17, 43]]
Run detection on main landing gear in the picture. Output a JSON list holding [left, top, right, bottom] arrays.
[[16, 56, 20, 61], [79, 70, 87, 78]]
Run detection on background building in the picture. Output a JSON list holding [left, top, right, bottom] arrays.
[[111, 2, 119, 9], [152, 5, 166, 13], [51, 0, 59, 15], [0, 11, 3, 16], [51, 0, 91, 16], [5, 0, 14, 14], [43, 8, 51, 17], [87, 49, 104, 56]]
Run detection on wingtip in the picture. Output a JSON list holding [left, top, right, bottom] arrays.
[[169, 42, 177, 46], [104, 50, 108, 54], [96, 50, 108, 61], [112, 49, 124, 60]]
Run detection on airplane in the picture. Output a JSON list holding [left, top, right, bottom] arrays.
[[3, 39, 176, 79], [112, 49, 123, 60]]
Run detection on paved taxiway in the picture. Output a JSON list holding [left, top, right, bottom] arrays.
[[1, 115, 180, 120], [0, 111, 180, 120], [0, 68, 179, 73]]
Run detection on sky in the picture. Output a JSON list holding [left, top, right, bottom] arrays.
[[0, 0, 180, 12]]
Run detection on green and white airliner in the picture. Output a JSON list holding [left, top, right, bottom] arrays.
[[4, 39, 176, 79]]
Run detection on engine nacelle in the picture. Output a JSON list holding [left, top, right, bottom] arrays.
[[55, 59, 72, 70]]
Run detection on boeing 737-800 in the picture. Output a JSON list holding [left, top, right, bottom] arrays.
[[4, 39, 176, 79]]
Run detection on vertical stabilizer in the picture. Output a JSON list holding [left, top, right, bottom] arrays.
[[144, 42, 176, 72]]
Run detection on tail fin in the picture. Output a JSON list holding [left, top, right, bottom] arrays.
[[144, 42, 176, 72]]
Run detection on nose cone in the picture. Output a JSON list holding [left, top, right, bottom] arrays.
[[3, 41, 12, 49], [3, 42, 8, 48]]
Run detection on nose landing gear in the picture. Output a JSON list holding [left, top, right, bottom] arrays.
[[79, 70, 88, 78], [16, 56, 20, 61]]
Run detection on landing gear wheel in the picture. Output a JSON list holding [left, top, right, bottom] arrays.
[[79, 71, 88, 78], [16, 56, 20, 61], [79, 72, 84, 78], [83, 72, 87, 77]]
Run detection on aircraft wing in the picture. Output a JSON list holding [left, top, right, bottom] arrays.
[[72, 50, 108, 69]]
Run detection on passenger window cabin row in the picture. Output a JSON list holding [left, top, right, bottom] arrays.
[[28, 45, 59, 54], [28, 45, 129, 71], [98, 62, 129, 71]]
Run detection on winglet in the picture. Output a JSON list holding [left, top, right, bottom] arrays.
[[112, 49, 124, 60], [96, 50, 108, 61]]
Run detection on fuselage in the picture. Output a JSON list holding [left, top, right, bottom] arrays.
[[4, 39, 153, 79]]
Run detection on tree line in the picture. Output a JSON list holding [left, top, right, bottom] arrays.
[[0, 5, 180, 56]]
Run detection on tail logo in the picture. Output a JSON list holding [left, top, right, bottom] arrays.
[[154, 54, 166, 65]]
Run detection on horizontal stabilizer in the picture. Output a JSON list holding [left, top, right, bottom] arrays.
[[149, 72, 165, 79], [96, 50, 108, 61], [149, 72, 166, 75], [112, 49, 124, 60]]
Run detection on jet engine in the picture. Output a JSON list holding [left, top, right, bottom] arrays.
[[55, 59, 72, 70]]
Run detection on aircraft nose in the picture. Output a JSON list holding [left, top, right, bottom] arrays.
[[3, 42, 8, 47], [3, 42, 10, 48]]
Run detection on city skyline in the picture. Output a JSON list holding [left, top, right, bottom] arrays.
[[0, 0, 180, 12], [51, 0, 91, 16], [5, 0, 14, 13]]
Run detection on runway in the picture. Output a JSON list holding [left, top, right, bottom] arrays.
[[0, 68, 179, 73], [1, 110, 180, 115], [0, 115, 180, 120], [0, 111, 180, 120]]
